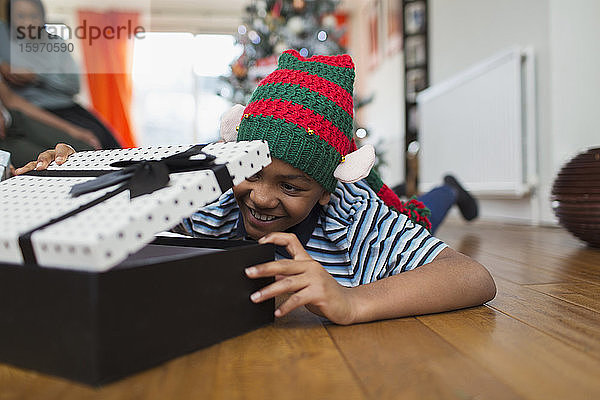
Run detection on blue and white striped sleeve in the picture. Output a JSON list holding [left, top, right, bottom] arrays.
[[181, 189, 240, 239], [346, 195, 447, 286]]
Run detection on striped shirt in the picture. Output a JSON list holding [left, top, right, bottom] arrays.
[[182, 179, 447, 287]]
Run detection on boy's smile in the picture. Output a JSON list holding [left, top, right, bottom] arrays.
[[233, 158, 330, 240]]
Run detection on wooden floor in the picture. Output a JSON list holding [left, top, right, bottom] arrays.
[[1, 220, 599, 399]]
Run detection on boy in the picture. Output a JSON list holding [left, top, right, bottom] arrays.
[[16, 50, 496, 325]]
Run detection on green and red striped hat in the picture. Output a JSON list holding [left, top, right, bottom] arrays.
[[237, 49, 355, 192], [236, 49, 431, 230]]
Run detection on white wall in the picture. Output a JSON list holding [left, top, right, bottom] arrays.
[[549, 0, 600, 200], [361, 53, 405, 186], [429, 0, 600, 225], [347, 0, 405, 187]]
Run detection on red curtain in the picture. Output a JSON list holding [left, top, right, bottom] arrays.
[[77, 10, 138, 148]]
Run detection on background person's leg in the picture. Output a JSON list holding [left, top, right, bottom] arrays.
[[417, 186, 457, 234], [11, 110, 94, 152], [393, 175, 478, 234], [444, 175, 478, 221], [48, 104, 122, 149], [0, 128, 46, 168], [419, 175, 479, 234]]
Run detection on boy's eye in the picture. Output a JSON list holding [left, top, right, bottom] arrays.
[[281, 183, 300, 193]]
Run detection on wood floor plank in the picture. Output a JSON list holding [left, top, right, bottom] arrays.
[[489, 277, 600, 358], [491, 249, 600, 285], [437, 222, 600, 285], [418, 306, 600, 400], [524, 282, 600, 314], [437, 220, 580, 250], [0, 306, 366, 400], [461, 246, 581, 285], [180, 307, 366, 400], [325, 316, 523, 400]]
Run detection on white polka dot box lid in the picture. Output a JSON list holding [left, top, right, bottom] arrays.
[[0, 141, 271, 272]]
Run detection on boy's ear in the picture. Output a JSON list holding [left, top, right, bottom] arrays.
[[318, 190, 331, 206], [220, 104, 245, 142], [333, 144, 375, 183]]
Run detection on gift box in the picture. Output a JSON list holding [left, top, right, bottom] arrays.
[[0, 142, 275, 385], [0, 141, 271, 270]]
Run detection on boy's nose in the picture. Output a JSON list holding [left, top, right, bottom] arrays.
[[249, 184, 278, 209]]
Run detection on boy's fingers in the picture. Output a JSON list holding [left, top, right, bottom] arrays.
[[35, 150, 56, 170], [258, 232, 312, 260], [245, 259, 305, 278], [54, 143, 76, 164], [274, 288, 314, 317], [249, 274, 309, 304], [14, 161, 38, 175]]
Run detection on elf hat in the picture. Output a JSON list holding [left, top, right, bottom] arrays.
[[225, 49, 375, 192], [220, 49, 431, 230]]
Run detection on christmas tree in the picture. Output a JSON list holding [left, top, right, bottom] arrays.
[[221, 0, 380, 172], [221, 0, 347, 104]]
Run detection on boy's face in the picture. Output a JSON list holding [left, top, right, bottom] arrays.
[[233, 158, 330, 240]]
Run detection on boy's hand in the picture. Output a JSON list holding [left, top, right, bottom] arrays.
[[246, 232, 357, 325], [14, 143, 76, 175]]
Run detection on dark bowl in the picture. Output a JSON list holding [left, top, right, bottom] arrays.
[[551, 147, 600, 247]]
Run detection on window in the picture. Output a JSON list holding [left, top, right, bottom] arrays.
[[132, 33, 242, 146]]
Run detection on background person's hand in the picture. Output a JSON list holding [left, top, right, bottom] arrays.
[[14, 143, 76, 175], [68, 126, 101, 150], [0, 64, 37, 87], [245, 232, 357, 325]]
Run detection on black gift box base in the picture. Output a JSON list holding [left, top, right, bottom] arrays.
[[0, 237, 274, 385]]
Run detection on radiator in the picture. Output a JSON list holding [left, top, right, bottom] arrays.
[[417, 47, 537, 197]]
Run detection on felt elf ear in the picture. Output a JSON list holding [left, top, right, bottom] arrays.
[[219, 104, 245, 142], [334, 144, 376, 183]]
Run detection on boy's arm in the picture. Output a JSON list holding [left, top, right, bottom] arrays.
[[0, 81, 100, 149], [347, 247, 496, 323], [247, 233, 496, 325]]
